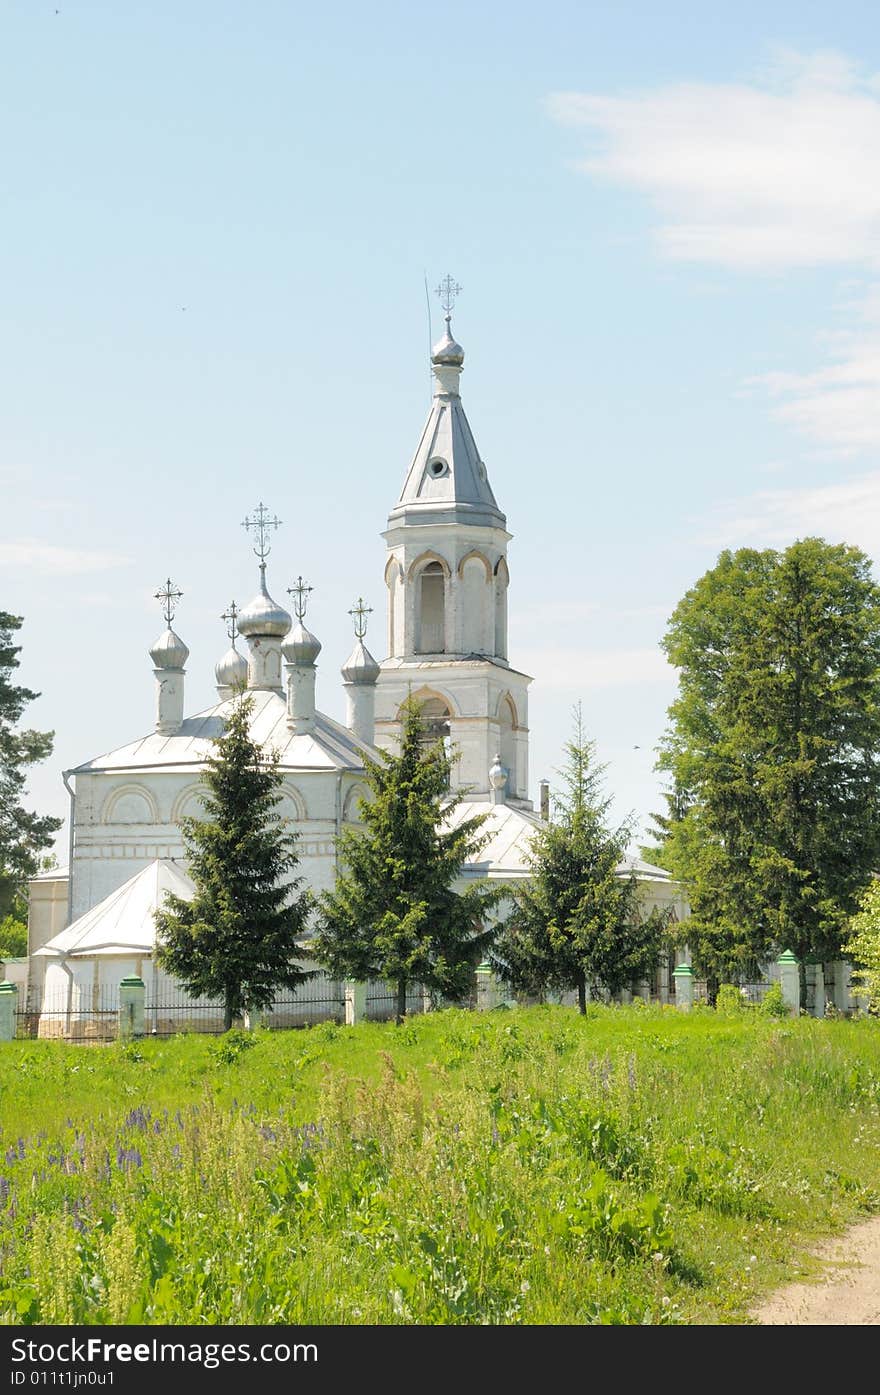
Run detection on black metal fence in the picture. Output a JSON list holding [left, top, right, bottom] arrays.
[[15, 972, 431, 1041]]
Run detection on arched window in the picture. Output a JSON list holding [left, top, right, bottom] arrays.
[[417, 562, 446, 653]]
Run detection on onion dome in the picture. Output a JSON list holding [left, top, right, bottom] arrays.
[[282, 620, 322, 667], [237, 568, 292, 639], [341, 638, 380, 685], [214, 643, 248, 690], [431, 324, 464, 367], [149, 626, 189, 670]]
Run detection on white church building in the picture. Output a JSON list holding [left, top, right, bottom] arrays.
[[27, 298, 683, 1035]]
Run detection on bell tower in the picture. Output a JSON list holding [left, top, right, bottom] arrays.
[[374, 279, 532, 807]]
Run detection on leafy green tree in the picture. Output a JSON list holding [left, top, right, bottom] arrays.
[[493, 706, 667, 1014], [155, 694, 312, 1030], [0, 613, 62, 920], [846, 880, 880, 1014], [0, 915, 27, 958], [312, 698, 499, 1024], [659, 539, 880, 1000]]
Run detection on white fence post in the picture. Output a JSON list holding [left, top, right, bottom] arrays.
[[0, 981, 18, 1041], [344, 981, 367, 1027], [672, 963, 694, 1011], [777, 951, 800, 1016], [118, 976, 145, 1040]]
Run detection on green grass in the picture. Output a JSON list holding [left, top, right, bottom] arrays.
[[2, 1003, 880, 1324]]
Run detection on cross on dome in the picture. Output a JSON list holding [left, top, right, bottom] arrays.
[[154, 578, 182, 626], [221, 600, 240, 643], [435, 274, 461, 326], [349, 597, 373, 640], [242, 502, 282, 563], [287, 576, 313, 621]]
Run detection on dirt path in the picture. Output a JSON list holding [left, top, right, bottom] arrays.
[[751, 1216, 880, 1324]]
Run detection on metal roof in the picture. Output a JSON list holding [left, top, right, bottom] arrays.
[[388, 337, 506, 532], [72, 689, 375, 776], [34, 859, 195, 958]]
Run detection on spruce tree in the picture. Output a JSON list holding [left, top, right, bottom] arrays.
[[155, 694, 312, 1030], [0, 612, 62, 919], [493, 706, 666, 1014], [312, 698, 499, 1024]]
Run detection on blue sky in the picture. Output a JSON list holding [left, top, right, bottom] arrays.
[[4, 0, 880, 854]]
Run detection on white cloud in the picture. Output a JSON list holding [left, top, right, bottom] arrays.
[[518, 646, 675, 691], [548, 50, 880, 270], [702, 470, 880, 555], [0, 541, 131, 575], [748, 284, 880, 453]]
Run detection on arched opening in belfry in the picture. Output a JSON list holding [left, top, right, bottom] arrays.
[[499, 695, 517, 795], [417, 562, 446, 653], [494, 558, 509, 660], [419, 696, 452, 750]]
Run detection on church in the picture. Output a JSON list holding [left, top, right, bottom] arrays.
[[27, 292, 683, 1033]]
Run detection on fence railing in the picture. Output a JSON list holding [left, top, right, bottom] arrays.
[[16, 972, 431, 1041]]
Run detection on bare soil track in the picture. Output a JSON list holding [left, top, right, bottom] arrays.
[[751, 1216, 880, 1324]]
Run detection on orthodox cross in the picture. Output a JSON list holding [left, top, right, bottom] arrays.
[[242, 502, 282, 562], [287, 575, 313, 622], [155, 578, 182, 625], [221, 600, 239, 644], [435, 274, 461, 325], [349, 596, 372, 640]]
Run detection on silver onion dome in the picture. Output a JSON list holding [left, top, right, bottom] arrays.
[[237, 570, 292, 639], [150, 626, 189, 670], [282, 620, 322, 667], [214, 643, 248, 689], [431, 325, 464, 367], [341, 638, 380, 685]]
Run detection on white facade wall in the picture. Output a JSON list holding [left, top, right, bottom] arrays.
[[68, 765, 366, 922]]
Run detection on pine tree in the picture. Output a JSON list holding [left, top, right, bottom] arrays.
[[155, 694, 312, 1030], [0, 613, 62, 919], [311, 698, 499, 1024], [493, 706, 667, 1014], [659, 538, 880, 999]]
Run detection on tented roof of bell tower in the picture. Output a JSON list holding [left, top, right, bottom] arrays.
[[388, 318, 507, 532]]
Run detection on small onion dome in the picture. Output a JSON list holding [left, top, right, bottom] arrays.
[[237, 572, 292, 639], [431, 325, 464, 367], [214, 643, 248, 689], [341, 638, 380, 685], [489, 754, 508, 791], [150, 626, 189, 670], [282, 620, 322, 667]]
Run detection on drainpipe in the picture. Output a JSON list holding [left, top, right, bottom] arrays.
[[62, 770, 75, 927]]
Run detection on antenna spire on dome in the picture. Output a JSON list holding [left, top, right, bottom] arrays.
[[349, 596, 373, 640], [155, 577, 183, 627]]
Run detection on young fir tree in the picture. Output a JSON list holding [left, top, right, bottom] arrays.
[[0, 612, 62, 920], [659, 538, 880, 1001], [311, 698, 499, 1024], [155, 694, 312, 1030], [493, 706, 666, 1014]]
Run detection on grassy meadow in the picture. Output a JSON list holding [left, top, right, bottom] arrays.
[[2, 1003, 880, 1325]]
